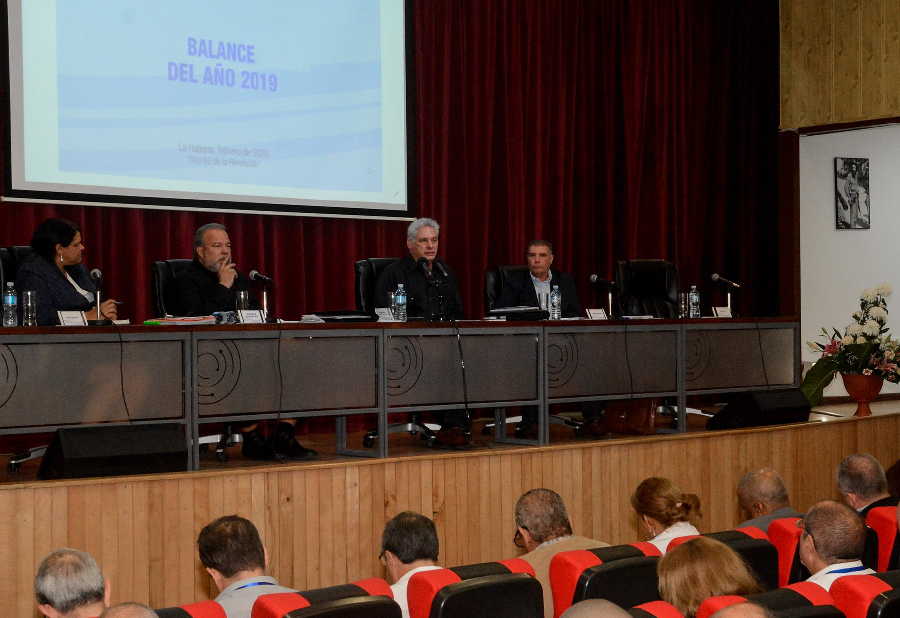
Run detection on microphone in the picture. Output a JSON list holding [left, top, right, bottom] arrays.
[[711, 273, 741, 288], [433, 260, 449, 279], [249, 270, 273, 283], [417, 257, 433, 280], [89, 268, 103, 284]]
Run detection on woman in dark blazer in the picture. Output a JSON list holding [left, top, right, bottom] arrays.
[[15, 218, 118, 325]]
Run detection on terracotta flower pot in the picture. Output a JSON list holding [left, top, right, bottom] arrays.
[[840, 372, 884, 417]]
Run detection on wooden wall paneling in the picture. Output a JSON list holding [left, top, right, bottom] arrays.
[[860, 0, 885, 118], [780, 0, 795, 128], [833, 0, 862, 121], [884, 0, 900, 111], [296, 474, 310, 590], [4, 415, 900, 615], [783, 0, 835, 127]]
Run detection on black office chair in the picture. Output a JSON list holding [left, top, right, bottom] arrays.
[[150, 258, 194, 317], [0, 247, 12, 290], [354, 257, 400, 315], [484, 264, 529, 312], [614, 259, 679, 318], [150, 258, 241, 461]]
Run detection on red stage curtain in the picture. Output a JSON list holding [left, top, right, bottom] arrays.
[[0, 0, 782, 322]]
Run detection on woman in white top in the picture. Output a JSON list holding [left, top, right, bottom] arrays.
[[631, 477, 702, 554]]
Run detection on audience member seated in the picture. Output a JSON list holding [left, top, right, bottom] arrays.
[[837, 453, 899, 517], [710, 603, 773, 618], [100, 603, 158, 618], [515, 488, 609, 618], [380, 511, 442, 618], [631, 478, 701, 553], [35, 548, 110, 618], [560, 599, 630, 618], [736, 468, 800, 532], [16, 218, 119, 325], [657, 537, 762, 618], [197, 515, 295, 618], [799, 500, 874, 591]]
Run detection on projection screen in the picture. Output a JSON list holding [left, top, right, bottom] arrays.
[[3, 0, 414, 219]]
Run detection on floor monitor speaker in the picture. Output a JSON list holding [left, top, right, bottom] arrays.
[[707, 388, 811, 430], [37, 423, 188, 480]]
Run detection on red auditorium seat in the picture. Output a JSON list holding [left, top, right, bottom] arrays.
[[250, 578, 398, 618], [696, 582, 840, 618], [768, 517, 809, 587], [866, 506, 899, 572], [628, 600, 685, 617], [830, 570, 900, 618], [548, 542, 662, 618], [666, 528, 779, 591], [406, 558, 541, 618], [156, 601, 227, 618]]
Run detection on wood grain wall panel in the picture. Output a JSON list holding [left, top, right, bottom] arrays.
[[859, 0, 885, 118], [781, 0, 900, 126], [833, 0, 861, 121], [5, 415, 900, 616], [884, 1, 900, 111]]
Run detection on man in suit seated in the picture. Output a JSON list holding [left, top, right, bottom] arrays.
[[496, 240, 583, 437], [837, 453, 899, 517], [495, 240, 582, 317], [800, 500, 874, 591], [375, 218, 469, 446], [737, 468, 801, 532], [35, 548, 109, 618], [174, 222, 316, 462], [375, 217, 464, 321]]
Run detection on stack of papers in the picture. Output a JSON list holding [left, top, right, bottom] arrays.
[[144, 316, 217, 325]]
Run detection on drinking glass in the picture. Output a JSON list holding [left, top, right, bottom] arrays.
[[22, 290, 37, 326], [235, 290, 250, 311], [678, 292, 689, 318]]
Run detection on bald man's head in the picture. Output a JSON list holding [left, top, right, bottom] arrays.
[[737, 468, 790, 517], [100, 603, 158, 618], [802, 500, 866, 566]]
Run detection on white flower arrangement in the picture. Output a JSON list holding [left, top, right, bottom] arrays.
[[802, 283, 900, 405]]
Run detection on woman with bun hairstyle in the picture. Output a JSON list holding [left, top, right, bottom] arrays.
[[631, 477, 701, 553]]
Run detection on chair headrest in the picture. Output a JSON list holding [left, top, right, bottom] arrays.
[[155, 600, 227, 618], [550, 545, 662, 618], [251, 578, 393, 618], [407, 561, 540, 618], [866, 507, 899, 572], [767, 518, 804, 587], [629, 600, 685, 618]]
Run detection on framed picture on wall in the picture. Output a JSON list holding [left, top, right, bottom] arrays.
[[834, 157, 870, 229]]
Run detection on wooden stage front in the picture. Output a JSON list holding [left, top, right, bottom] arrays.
[[1, 411, 899, 616]]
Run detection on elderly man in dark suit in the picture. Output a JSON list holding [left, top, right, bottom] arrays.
[[496, 240, 582, 317]]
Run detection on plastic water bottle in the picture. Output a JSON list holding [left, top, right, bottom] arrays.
[[2, 282, 17, 327], [549, 285, 562, 320], [688, 285, 700, 318], [393, 283, 407, 322]]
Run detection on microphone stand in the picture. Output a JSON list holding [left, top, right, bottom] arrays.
[[261, 284, 270, 322]]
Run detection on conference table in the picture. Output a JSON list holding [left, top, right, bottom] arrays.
[[0, 317, 799, 468]]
